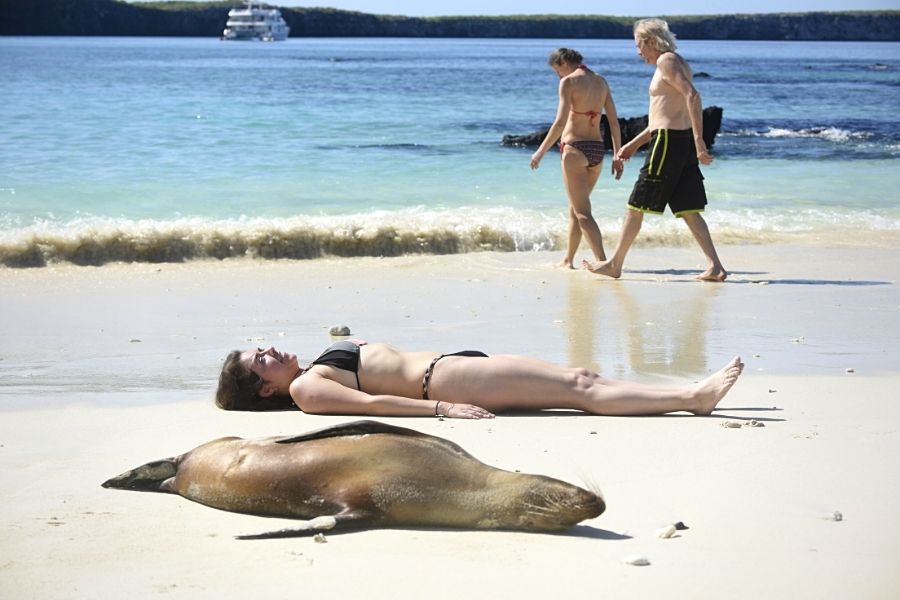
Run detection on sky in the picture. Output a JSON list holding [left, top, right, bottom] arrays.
[[240, 1, 898, 16]]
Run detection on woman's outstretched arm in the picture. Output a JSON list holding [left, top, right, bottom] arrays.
[[290, 375, 494, 419], [603, 86, 624, 180], [531, 78, 572, 170]]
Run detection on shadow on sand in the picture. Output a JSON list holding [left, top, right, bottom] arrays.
[[237, 523, 630, 541], [622, 268, 892, 286]]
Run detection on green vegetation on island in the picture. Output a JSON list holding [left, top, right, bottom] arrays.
[[1, 0, 898, 40]]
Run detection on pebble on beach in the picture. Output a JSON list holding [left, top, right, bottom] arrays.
[[722, 420, 765, 428], [622, 554, 650, 566], [656, 524, 677, 539], [329, 325, 351, 336], [313, 533, 327, 543]]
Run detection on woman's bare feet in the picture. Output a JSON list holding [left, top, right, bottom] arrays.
[[690, 356, 744, 415], [582, 258, 622, 278], [558, 258, 577, 270]]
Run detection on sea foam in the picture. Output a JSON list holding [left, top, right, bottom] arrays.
[[3, 205, 898, 268]]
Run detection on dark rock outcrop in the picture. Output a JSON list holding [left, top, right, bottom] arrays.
[[502, 106, 724, 151]]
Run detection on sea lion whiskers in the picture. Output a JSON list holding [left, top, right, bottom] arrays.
[[525, 492, 604, 526], [576, 469, 605, 498]]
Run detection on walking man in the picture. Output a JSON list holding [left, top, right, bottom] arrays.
[[584, 18, 727, 281]]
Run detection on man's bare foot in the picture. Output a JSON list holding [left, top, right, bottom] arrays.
[[582, 258, 621, 278], [695, 266, 727, 282], [690, 356, 744, 415]]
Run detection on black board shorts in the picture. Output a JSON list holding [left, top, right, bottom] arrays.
[[628, 128, 708, 217]]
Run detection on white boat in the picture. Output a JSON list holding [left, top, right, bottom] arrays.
[[221, 2, 290, 42]]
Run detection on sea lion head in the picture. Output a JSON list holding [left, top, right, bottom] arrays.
[[492, 475, 605, 532]]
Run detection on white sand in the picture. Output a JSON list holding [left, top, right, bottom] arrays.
[[1, 245, 899, 599]]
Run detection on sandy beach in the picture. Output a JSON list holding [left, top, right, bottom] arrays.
[[2, 244, 899, 599]]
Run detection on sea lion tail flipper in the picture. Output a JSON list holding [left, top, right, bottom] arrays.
[[235, 511, 372, 540], [101, 458, 178, 493]]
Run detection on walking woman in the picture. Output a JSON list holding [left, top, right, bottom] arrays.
[[530, 48, 624, 269]]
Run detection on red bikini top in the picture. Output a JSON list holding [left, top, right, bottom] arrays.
[[571, 65, 600, 125]]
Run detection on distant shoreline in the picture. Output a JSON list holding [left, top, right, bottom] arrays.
[[1, 1, 898, 41]]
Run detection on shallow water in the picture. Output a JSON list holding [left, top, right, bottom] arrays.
[[1, 37, 898, 266]]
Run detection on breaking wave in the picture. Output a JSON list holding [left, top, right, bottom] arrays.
[[2, 206, 898, 268], [0, 209, 561, 268], [744, 126, 871, 142]]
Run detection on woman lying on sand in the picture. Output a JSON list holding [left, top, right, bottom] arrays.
[[216, 340, 743, 419]]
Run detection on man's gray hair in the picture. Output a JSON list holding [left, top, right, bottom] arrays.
[[633, 18, 678, 53]]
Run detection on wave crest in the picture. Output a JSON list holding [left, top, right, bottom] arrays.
[[730, 126, 871, 142], [0, 210, 563, 267], [2, 207, 898, 268]]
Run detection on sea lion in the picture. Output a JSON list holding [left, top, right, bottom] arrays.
[[102, 420, 604, 538]]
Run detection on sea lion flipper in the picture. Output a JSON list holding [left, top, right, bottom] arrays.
[[235, 510, 373, 540], [276, 419, 429, 444], [101, 458, 178, 493]]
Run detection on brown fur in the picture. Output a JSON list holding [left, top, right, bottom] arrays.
[[102, 420, 605, 538]]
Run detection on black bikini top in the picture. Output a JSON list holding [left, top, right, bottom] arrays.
[[309, 340, 361, 390]]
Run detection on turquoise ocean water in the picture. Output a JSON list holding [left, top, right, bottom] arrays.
[[1, 36, 899, 266]]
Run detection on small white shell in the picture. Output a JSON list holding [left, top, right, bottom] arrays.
[[313, 533, 328, 543], [829, 511, 843, 522], [656, 524, 677, 539], [744, 420, 765, 428], [622, 554, 650, 566], [721, 421, 742, 428]]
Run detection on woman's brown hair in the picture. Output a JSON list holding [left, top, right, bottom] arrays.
[[215, 350, 298, 411], [548, 47, 583, 67]]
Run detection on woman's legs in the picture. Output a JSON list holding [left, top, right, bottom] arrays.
[[561, 150, 605, 267], [561, 206, 582, 269], [432, 355, 743, 416]]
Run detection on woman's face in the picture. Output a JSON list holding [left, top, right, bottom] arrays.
[[241, 347, 299, 388], [551, 62, 573, 79]]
